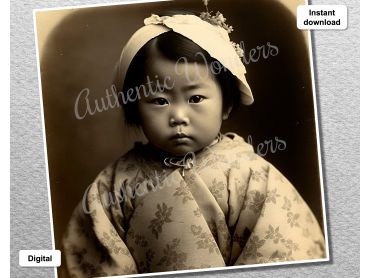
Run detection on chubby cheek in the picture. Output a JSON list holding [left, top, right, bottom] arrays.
[[200, 117, 223, 134], [138, 107, 168, 135], [193, 103, 223, 124]]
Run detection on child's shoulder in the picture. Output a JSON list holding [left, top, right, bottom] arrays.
[[215, 133, 291, 183], [223, 132, 251, 145], [216, 132, 255, 154], [212, 132, 272, 168], [91, 143, 148, 187]]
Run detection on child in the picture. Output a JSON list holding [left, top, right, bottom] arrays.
[[62, 7, 326, 278]]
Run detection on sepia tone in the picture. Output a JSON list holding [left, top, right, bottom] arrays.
[[34, 0, 327, 277]]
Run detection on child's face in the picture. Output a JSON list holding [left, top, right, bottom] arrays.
[[137, 52, 224, 156]]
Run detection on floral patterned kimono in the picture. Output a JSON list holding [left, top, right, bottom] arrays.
[[63, 133, 326, 277]]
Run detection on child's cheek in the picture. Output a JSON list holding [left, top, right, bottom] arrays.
[[198, 102, 222, 117], [143, 109, 167, 126]]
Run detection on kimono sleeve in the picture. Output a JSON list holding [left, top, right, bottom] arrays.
[[234, 160, 326, 265], [62, 160, 139, 277]]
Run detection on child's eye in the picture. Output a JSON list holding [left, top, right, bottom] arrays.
[[150, 98, 168, 106], [189, 95, 205, 103]]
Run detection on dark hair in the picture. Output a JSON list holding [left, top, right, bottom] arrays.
[[120, 30, 241, 125]]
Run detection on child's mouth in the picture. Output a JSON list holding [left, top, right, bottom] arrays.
[[171, 133, 190, 139], [170, 133, 192, 143]]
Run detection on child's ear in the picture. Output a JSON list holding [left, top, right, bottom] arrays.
[[222, 106, 233, 120]]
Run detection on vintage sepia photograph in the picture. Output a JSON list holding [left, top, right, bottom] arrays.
[[34, 0, 329, 277]]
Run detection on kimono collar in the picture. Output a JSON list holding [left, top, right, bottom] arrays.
[[163, 133, 223, 177]]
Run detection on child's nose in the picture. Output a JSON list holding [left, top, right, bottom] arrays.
[[169, 107, 189, 127]]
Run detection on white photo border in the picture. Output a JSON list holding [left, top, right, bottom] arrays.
[[32, 0, 330, 277]]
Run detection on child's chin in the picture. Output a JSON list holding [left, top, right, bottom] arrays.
[[166, 145, 199, 157]]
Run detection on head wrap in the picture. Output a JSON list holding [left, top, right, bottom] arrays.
[[115, 14, 254, 105]]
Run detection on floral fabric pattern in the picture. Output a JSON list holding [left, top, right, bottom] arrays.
[[157, 238, 188, 270], [148, 203, 173, 239], [62, 133, 326, 277]]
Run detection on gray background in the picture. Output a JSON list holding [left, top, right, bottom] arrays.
[[10, 0, 359, 278]]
